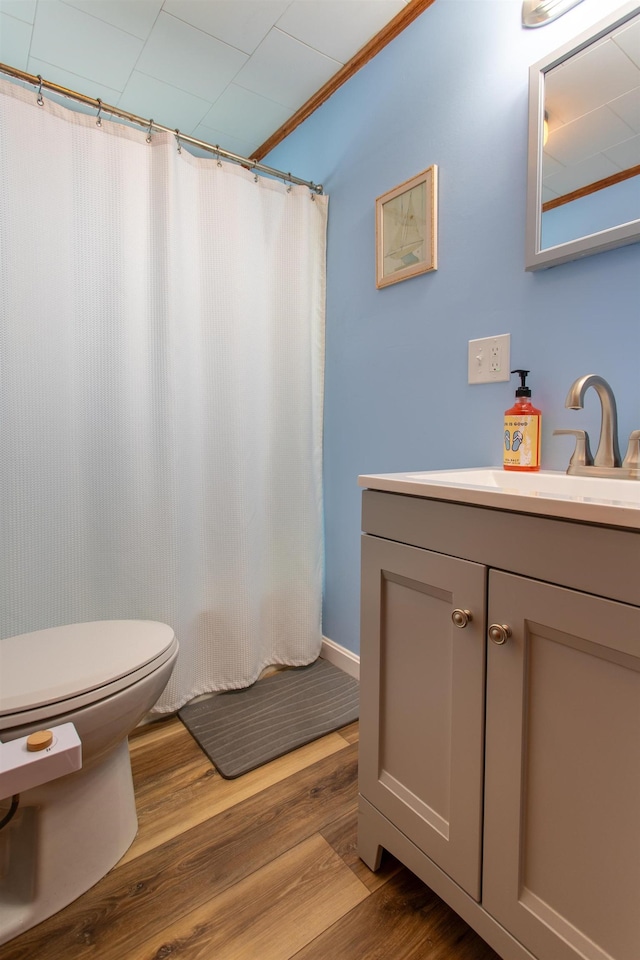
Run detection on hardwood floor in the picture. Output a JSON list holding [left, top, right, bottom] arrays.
[[2, 718, 500, 960]]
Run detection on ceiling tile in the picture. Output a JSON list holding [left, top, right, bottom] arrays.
[[276, 0, 405, 64], [233, 27, 340, 111], [0, 0, 36, 24], [603, 133, 640, 171], [201, 84, 290, 146], [26, 56, 123, 105], [542, 153, 565, 179], [613, 16, 640, 70], [0, 11, 31, 69], [544, 152, 620, 197], [62, 1, 164, 40], [118, 70, 211, 134], [163, 0, 290, 55], [546, 104, 636, 166], [135, 11, 248, 100], [609, 86, 640, 134], [546, 34, 640, 124], [191, 121, 255, 160], [1, 0, 412, 160], [30, 1, 143, 91]]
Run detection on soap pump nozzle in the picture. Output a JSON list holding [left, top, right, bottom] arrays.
[[511, 369, 531, 398]]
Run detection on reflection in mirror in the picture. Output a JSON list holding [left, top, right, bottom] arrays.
[[526, 2, 640, 270]]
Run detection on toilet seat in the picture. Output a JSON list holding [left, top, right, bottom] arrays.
[[0, 620, 177, 730]]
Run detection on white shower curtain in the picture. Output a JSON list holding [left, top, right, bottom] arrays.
[[0, 78, 327, 713]]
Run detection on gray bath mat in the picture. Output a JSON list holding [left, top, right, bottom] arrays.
[[178, 658, 359, 779]]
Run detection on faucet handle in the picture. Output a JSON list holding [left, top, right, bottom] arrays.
[[622, 430, 640, 477], [553, 429, 594, 472]]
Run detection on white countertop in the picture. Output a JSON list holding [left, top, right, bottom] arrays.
[[358, 467, 640, 530]]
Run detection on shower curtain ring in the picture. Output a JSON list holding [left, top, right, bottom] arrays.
[[215, 145, 222, 168], [36, 76, 44, 106], [95, 99, 103, 127], [175, 129, 182, 154], [146, 120, 154, 144]]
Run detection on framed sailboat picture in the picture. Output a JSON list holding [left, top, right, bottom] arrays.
[[375, 166, 438, 288]]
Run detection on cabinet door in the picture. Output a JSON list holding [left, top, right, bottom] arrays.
[[359, 534, 487, 899], [483, 570, 640, 960]]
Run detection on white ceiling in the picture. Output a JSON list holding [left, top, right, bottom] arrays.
[[0, 0, 408, 158], [543, 12, 640, 202]]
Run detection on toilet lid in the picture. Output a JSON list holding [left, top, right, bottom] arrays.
[[0, 620, 177, 716]]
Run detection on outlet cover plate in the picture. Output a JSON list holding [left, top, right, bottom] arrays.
[[468, 334, 511, 384]]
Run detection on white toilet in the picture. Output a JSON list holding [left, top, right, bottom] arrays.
[[0, 619, 178, 945]]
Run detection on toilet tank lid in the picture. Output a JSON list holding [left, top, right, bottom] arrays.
[[0, 620, 177, 714]]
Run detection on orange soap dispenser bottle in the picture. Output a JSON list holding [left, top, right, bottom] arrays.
[[503, 369, 541, 472]]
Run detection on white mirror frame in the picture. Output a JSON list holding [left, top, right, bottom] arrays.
[[525, 1, 640, 271]]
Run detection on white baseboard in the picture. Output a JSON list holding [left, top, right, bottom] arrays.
[[320, 636, 360, 681]]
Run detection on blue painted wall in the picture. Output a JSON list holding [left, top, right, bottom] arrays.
[[266, 0, 640, 655]]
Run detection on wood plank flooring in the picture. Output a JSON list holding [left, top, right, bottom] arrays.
[[2, 718, 500, 960]]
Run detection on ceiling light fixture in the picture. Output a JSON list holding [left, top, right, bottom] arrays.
[[522, 0, 585, 28]]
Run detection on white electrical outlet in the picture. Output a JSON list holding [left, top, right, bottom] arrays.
[[468, 334, 511, 384]]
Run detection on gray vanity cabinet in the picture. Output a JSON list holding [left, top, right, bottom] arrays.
[[483, 570, 640, 960], [358, 489, 640, 960], [359, 534, 487, 900]]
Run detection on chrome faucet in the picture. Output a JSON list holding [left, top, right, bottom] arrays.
[[554, 375, 639, 480], [565, 374, 621, 467]]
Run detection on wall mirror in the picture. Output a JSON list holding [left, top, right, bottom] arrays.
[[525, 2, 640, 270]]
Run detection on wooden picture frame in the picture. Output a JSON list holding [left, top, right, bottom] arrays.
[[375, 165, 438, 288]]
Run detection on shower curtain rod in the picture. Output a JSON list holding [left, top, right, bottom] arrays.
[[0, 61, 323, 194]]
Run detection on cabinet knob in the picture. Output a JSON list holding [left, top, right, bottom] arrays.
[[488, 623, 512, 645], [451, 609, 473, 629]]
